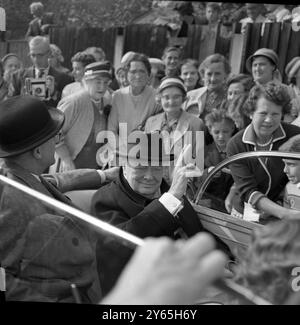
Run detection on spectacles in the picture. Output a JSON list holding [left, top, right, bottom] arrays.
[[29, 51, 50, 58]]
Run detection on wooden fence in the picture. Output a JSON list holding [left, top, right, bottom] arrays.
[[123, 25, 168, 59], [0, 23, 299, 81], [49, 27, 117, 69], [0, 24, 233, 69], [240, 22, 300, 82], [123, 24, 231, 63]]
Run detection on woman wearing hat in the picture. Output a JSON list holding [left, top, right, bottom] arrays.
[[246, 48, 294, 122], [1, 53, 22, 97], [226, 82, 300, 220], [108, 53, 160, 137], [246, 48, 280, 86], [1, 53, 22, 80], [145, 76, 204, 184], [55, 61, 113, 171]]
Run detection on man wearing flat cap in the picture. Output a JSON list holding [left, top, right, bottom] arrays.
[[91, 131, 232, 294], [0, 95, 119, 302], [55, 61, 113, 172]]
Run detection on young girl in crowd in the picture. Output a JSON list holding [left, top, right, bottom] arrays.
[[198, 109, 235, 211], [226, 73, 254, 103], [179, 59, 202, 92], [227, 94, 251, 131]]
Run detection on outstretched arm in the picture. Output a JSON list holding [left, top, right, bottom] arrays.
[[102, 233, 227, 305]]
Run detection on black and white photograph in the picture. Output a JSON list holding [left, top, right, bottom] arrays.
[[0, 0, 300, 312]]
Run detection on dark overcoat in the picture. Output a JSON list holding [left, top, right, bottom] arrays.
[[91, 168, 230, 295], [0, 161, 100, 303]]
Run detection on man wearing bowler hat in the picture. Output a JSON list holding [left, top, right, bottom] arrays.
[[0, 95, 119, 302], [91, 131, 232, 295]]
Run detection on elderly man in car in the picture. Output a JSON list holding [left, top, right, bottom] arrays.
[[91, 131, 232, 294]]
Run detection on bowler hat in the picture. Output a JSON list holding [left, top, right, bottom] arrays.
[[158, 76, 187, 96], [113, 131, 174, 167], [0, 96, 64, 158], [285, 57, 300, 81], [84, 61, 112, 80], [246, 48, 278, 73]]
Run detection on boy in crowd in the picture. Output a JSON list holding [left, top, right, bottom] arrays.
[[279, 135, 300, 211]]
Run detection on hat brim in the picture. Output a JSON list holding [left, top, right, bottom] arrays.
[[0, 106, 65, 158], [84, 72, 111, 80], [112, 151, 175, 167], [246, 54, 277, 73], [287, 60, 300, 80]]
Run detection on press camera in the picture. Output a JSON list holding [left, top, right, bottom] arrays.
[[25, 77, 50, 100]]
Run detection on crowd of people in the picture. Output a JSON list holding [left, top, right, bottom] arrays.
[[0, 1, 300, 306]]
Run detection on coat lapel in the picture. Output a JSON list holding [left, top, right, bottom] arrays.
[[2, 161, 73, 206], [172, 111, 190, 149], [4, 162, 53, 197], [149, 113, 164, 132]]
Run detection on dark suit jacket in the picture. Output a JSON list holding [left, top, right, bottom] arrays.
[[91, 168, 205, 239], [91, 168, 230, 295], [10, 66, 73, 107], [25, 13, 54, 38], [0, 161, 100, 303]]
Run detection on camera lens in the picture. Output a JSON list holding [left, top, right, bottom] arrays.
[[34, 87, 42, 94]]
